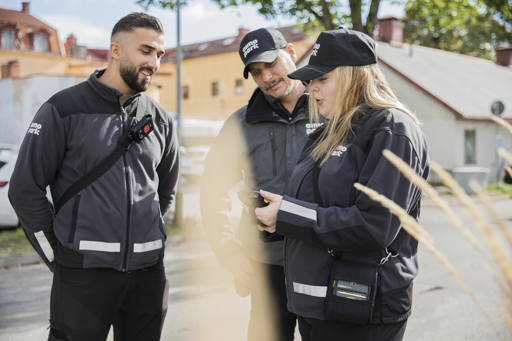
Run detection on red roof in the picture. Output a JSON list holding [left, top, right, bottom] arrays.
[[86, 49, 109, 62], [0, 7, 52, 29]]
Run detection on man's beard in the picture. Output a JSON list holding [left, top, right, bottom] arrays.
[[119, 56, 152, 92], [264, 77, 293, 100]]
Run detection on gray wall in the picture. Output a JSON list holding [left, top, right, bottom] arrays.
[[0, 75, 85, 145]]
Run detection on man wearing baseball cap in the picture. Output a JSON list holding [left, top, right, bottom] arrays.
[[201, 28, 322, 341]]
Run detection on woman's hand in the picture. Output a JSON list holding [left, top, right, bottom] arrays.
[[255, 190, 282, 233]]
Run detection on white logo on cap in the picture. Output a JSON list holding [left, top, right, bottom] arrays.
[[312, 44, 320, 56], [243, 39, 259, 58]]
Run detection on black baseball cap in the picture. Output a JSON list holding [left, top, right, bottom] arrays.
[[288, 28, 377, 81], [239, 28, 288, 79]]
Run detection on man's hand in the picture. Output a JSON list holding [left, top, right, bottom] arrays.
[[223, 253, 254, 285], [255, 190, 282, 233]]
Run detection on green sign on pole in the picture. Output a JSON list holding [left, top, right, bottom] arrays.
[[491, 100, 505, 116]]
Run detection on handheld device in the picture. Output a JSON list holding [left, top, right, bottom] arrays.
[[237, 190, 269, 207]]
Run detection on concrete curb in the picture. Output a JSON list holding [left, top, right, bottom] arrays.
[[0, 234, 188, 269]]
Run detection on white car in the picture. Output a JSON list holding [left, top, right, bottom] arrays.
[[0, 149, 53, 229], [0, 150, 20, 228], [179, 145, 211, 182]]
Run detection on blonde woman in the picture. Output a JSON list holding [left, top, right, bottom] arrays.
[[254, 28, 430, 341]]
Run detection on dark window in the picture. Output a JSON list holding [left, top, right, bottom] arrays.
[[464, 130, 476, 164], [235, 79, 244, 95], [183, 85, 189, 99], [212, 82, 219, 97]]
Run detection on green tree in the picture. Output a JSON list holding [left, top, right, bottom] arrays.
[[403, 0, 512, 60], [136, 0, 395, 35]]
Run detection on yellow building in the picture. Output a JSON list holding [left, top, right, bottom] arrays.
[[1, 2, 316, 120], [0, 2, 67, 78], [159, 26, 317, 120]]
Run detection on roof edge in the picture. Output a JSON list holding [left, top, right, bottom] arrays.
[[378, 57, 465, 119]]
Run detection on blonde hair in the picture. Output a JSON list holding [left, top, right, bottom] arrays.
[[309, 64, 421, 166]]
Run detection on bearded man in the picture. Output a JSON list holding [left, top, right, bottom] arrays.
[[9, 12, 179, 341]]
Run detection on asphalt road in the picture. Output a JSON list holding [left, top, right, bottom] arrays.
[[1, 188, 512, 340]]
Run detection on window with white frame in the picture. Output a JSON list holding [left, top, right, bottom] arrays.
[[464, 130, 476, 164], [33, 33, 49, 53], [1, 29, 20, 50]]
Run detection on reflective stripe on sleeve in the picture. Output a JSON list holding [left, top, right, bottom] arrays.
[[280, 200, 317, 221], [293, 282, 327, 297], [34, 231, 54, 262], [133, 240, 163, 253], [79, 240, 120, 252]]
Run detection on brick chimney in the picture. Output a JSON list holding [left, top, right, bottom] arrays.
[[66, 34, 77, 46], [237, 27, 249, 41], [22, 2, 30, 13], [377, 16, 404, 44], [496, 45, 512, 67]]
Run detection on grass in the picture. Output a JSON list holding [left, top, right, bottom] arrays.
[[0, 227, 33, 258], [487, 182, 512, 198]]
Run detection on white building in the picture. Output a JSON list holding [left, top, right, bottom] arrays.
[[298, 17, 512, 184]]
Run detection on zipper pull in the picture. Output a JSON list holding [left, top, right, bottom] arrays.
[[270, 128, 277, 150]]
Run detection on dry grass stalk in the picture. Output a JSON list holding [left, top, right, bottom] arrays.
[[489, 265, 512, 306], [354, 182, 504, 340], [498, 148, 512, 166], [469, 179, 512, 249], [354, 182, 469, 292], [351, 183, 432, 244], [499, 306, 512, 332], [382, 150, 481, 251], [430, 161, 512, 286], [492, 115, 512, 136]]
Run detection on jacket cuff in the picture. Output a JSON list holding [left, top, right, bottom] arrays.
[[276, 195, 319, 241]]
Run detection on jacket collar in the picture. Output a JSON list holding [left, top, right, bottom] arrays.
[[245, 87, 308, 123], [87, 67, 141, 105], [306, 103, 374, 143]]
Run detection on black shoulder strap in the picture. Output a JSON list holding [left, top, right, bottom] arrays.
[[55, 95, 148, 214]]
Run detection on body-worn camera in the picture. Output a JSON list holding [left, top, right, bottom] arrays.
[[237, 190, 269, 208], [129, 115, 154, 142]]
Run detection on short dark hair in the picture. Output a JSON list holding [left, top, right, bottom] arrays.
[[111, 12, 163, 39]]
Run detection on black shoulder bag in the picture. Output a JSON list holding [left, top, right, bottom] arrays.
[[312, 159, 420, 325], [54, 95, 154, 215]]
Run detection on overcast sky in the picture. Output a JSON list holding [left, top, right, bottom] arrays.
[[1, 0, 404, 49]]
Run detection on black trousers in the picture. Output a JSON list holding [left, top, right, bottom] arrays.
[[247, 262, 297, 341], [48, 262, 169, 341], [298, 315, 408, 341]]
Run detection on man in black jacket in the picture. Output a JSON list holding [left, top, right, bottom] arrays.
[[9, 13, 179, 341], [200, 28, 320, 341]]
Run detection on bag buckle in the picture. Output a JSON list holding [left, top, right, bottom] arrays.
[[379, 249, 398, 266]]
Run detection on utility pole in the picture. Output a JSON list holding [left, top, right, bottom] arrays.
[[174, 0, 183, 229]]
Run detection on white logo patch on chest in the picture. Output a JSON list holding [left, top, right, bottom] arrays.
[[332, 145, 347, 157]]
